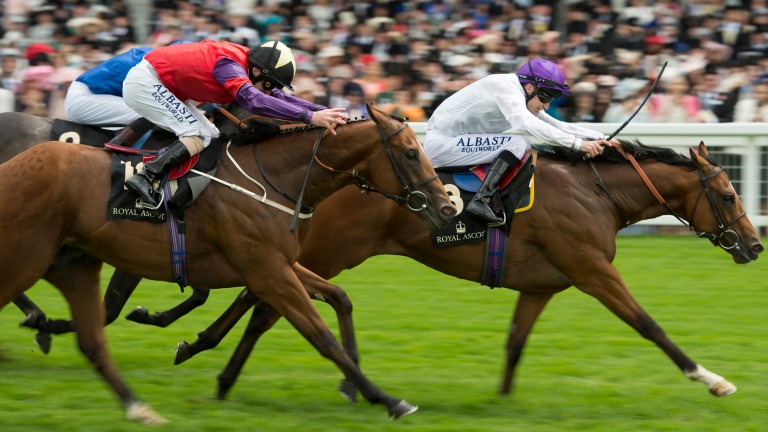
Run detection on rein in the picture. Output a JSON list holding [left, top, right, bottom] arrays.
[[312, 121, 439, 212], [215, 105, 441, 221], [589, 144, 746, 250]]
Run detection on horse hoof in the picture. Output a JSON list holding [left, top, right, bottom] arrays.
[[34, 332, 52, 354], [338, 379, 358, 403], [174, 341, 191, 365], [19, 311, 44, 329], [709, 380, 737, 397], [125, 401, 169, 425], [388, 400, 418, 420], [125, 306, 150, 323]]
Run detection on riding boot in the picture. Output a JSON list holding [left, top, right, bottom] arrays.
[[466, 151, 519, 224], [124, 140, 190, 208], [108, 118, 155, 147]]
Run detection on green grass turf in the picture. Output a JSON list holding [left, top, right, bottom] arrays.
[[0, 236, 766, 431]]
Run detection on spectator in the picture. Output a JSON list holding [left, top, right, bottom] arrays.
[[342, 81, 367, 119], [602, 78, 652, 123], [695, 64, 739, 122], [562, 81, 600, 123], [733, 77, 768, 122], [650, 74, 716, 123], [0, 48, 21, 91]]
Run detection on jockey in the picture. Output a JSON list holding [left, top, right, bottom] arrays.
[[423, 58, 618, 224], [122, 40, 349, 208], [64, 41, 189, 147]]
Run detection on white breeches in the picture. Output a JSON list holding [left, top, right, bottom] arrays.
[[423, 129, 529, 168], [64, 81, 141, 126], [122, 59, 219, 147]]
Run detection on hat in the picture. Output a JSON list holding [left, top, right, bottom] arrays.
[[66, 17, 108, 35], [572, 82, 597, 94], [343, 81, 365, 97], [50, 67, 84, 84], [595, 75, 619, 87], [25, 43, 57, 61], [612, 78, 647, 100], [317, 45, 345, 59]]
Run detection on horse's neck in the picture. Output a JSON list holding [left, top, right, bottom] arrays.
[[603, 160, 696, 225]]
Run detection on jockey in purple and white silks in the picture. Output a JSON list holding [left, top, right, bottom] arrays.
[[423, 58, 618, 224]]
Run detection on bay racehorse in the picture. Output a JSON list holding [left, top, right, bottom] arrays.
[[169, 140, 762, 401], [0, 105, 456, 423]]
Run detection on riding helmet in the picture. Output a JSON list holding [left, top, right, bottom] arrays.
[[516, 58, 571, 94], [248, 40, 296, 92]]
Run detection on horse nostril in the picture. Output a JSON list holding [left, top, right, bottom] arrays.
[[442, 205, 457, 218], [753, 243, 764, 253]]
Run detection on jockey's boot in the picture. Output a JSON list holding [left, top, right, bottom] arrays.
[[108, 118, 155, 147], [465, 150, 519, 225], [124, 140, 190, 208]]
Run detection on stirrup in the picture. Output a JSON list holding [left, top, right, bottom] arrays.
[[136, 188, 164, 210], [486, 211, 506, 227]]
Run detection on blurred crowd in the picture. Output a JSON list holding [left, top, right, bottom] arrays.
[[2, 0, 768, 124]]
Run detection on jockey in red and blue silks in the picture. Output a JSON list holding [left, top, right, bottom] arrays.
[[121, 40, 349, 209], [65, 41, 191, 146]]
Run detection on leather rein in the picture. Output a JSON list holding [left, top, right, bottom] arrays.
[[588, 144, 746, 250], [218, 107, 439, 213]]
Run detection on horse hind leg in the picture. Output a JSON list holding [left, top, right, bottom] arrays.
[[127, 286, 210, 328], [55, 257, 167, 425], [12, 294, 53, 354], [173, 287, 257, 365], [500, 292, 553, 395], [216, 299, 281, 400]]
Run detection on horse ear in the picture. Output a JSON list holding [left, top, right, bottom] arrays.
[[698, 141, 709, 156], [689, 146, 707, 168]]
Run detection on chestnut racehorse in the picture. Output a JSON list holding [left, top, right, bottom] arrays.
[[0, 105, 456, 423], [171, 141, 762, 402]]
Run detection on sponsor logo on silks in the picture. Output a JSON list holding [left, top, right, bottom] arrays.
[[455, 135, 513, 154], [152, 84, 199, 125]]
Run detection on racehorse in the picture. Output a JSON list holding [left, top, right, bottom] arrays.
[[167, 140, 762, 401], [0, 105, 456, 423]]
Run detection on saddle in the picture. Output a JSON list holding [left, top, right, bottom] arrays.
[[431, 151, 535, 249], [106, 140, 222, 223]]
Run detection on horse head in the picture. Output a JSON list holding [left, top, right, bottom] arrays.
[[348, 104, 456, 229], [685, 142, 763, 263]]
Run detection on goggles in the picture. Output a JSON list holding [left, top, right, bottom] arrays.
[[535, 86, 562, 104]]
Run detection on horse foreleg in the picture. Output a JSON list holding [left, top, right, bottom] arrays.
[[248, 264, 416, 419], [12, 294, 53, 354], [127, 286, 210, 328], [56, 256, 167, 424], [296, 265, 360, 403], [174, 288, 257, 365], [500, 291, 553, 395], [216, 300, 280, 400], [579, 268, 736, 397]]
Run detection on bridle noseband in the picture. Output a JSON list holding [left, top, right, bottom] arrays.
[[314, 120, 440, 212]]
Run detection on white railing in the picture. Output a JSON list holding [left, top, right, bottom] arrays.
[[410, 122, 768, 229]]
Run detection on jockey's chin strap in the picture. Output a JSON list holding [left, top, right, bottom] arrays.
[[591, 143, 746, 250]]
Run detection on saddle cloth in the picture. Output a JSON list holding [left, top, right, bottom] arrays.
[[431, 154, 534, 248], [106, 139, 222, 223]]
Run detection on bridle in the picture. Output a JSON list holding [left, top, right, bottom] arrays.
[[590, 145, 746, 251], [312, 119, 440, 213], [217, 106, 439, 213]]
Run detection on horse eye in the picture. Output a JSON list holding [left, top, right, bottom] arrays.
[[405, 149, 419, 160], [723, 194, 735, 204]]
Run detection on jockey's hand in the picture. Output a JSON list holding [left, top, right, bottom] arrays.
[[311, 108, 349, 135], [580, 139, 609, 158]]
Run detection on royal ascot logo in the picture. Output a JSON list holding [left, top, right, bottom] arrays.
[[456, 220, 466, 234]]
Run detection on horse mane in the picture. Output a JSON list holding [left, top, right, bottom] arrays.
[[227, 116, 371, 146], [538, 139, 717, 168]]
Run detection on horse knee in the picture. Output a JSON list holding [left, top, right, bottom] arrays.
[[316, 285, 353, 314]]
